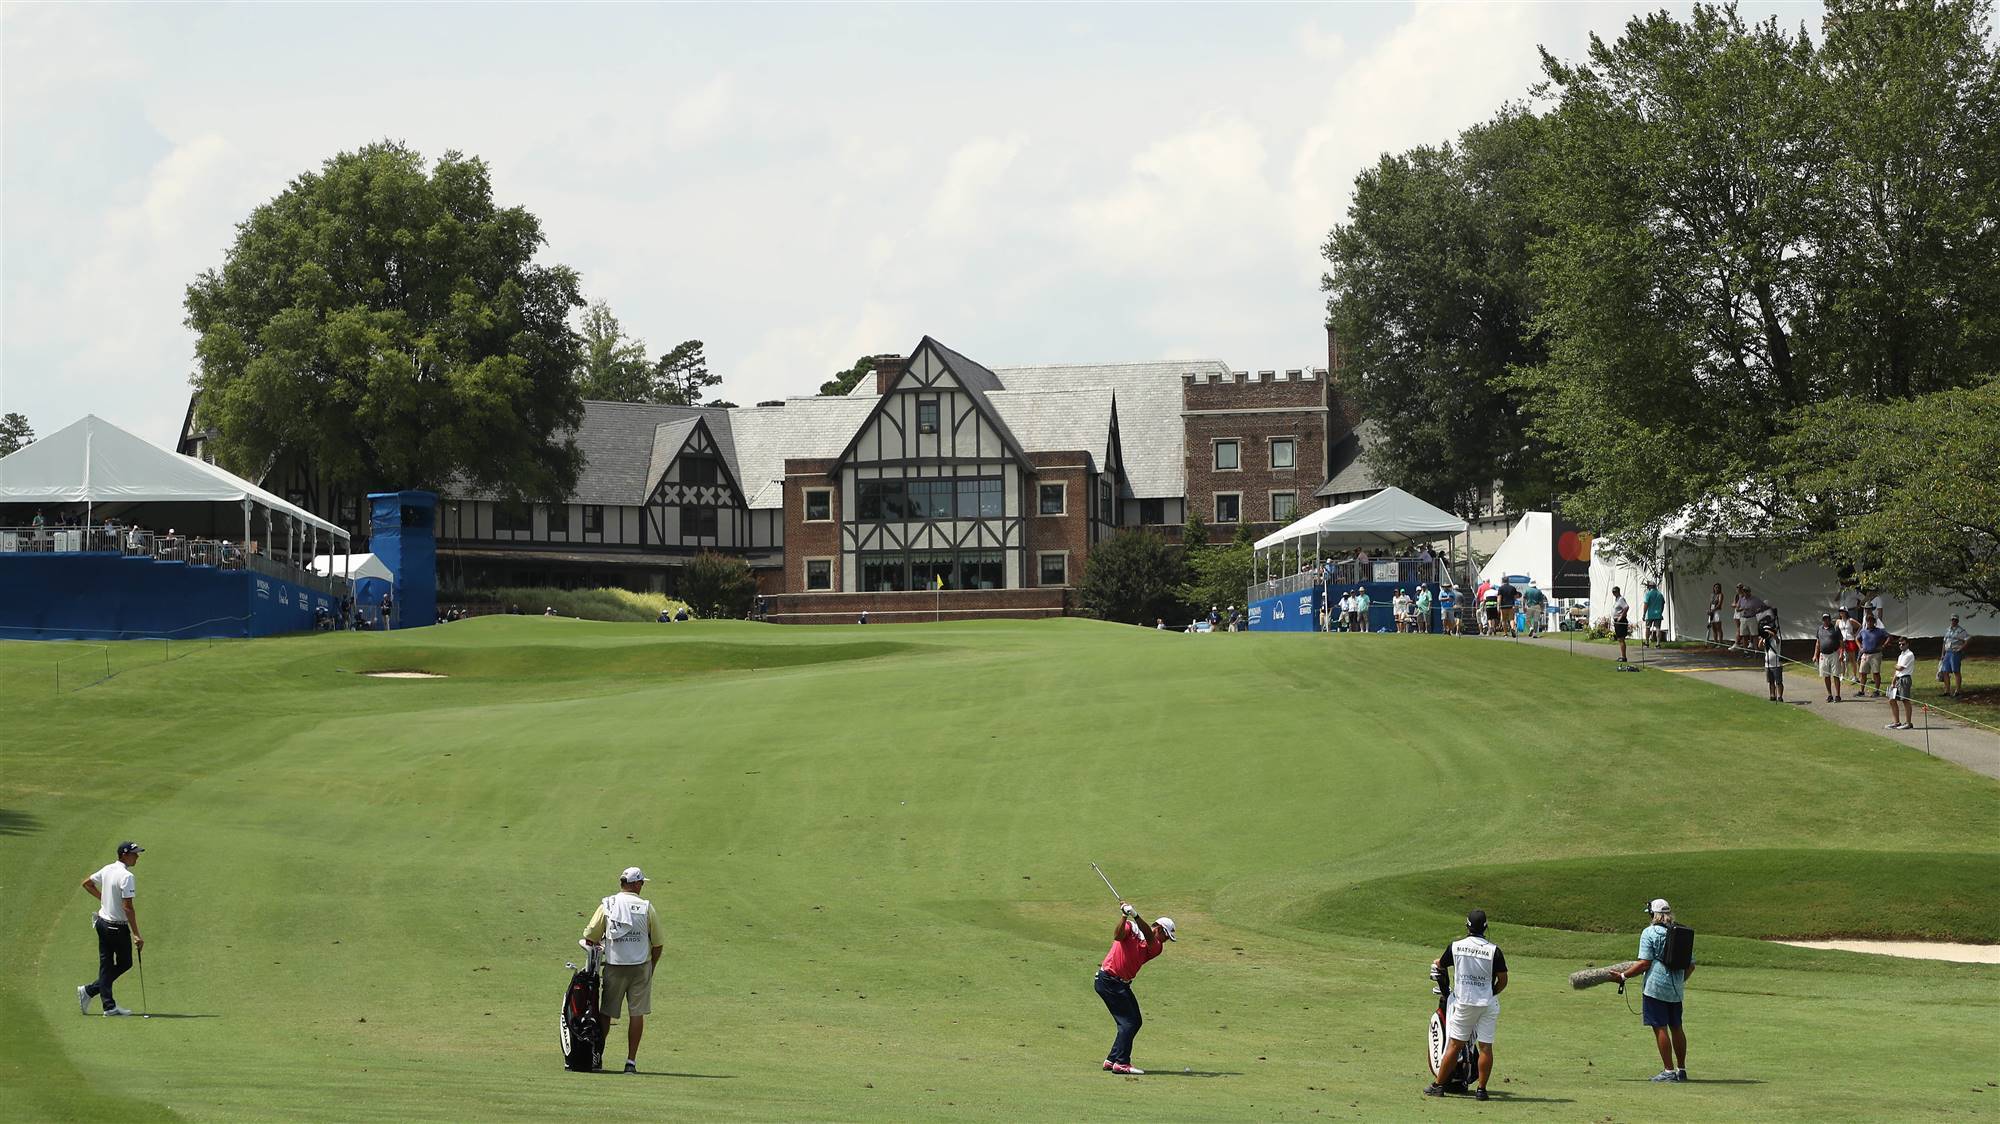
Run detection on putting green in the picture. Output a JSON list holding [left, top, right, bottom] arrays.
[[2, 618, 1994, 1121]]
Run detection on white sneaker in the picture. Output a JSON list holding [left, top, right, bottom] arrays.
[[104, 1006, 134, 1017], [78, 985, 91, 1015], [1649, 1069, 1680, 1082]]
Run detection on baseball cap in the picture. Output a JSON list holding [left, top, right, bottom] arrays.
[[1155, 917, 1178, 941], [620, 866, 647, 884], [1466, 909, 1488, 934], [1645, 898, 1671, 914], [117, 841, 144, 855]]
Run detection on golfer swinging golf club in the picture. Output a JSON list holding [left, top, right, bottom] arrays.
[[1089, 865, 1175, 1075]]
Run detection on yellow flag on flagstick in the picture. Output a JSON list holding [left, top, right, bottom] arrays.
[[935, 573, 945, 590]]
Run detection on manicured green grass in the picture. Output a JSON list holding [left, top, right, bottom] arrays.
[[1909, 655, 2000, 730], [2, 619, 1995, 1122]]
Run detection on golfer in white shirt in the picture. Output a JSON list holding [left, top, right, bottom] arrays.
[[77, 842, 145, 1016]]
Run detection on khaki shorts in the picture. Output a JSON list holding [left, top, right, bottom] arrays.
[[601, 963, 653, 1018], [1860, 651, 1883, 675]]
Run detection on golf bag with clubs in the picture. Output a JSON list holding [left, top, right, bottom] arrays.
[[1427, 965, 1481, 1094], [559, 942, 607, 1072]]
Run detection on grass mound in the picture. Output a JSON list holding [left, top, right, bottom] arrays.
[[1296, 848, 1999, 955], [461, 586, 690, 622]]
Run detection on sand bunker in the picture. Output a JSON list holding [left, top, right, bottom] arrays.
[[1773, 939, 2000, 963], [363, 671, 447, 679]]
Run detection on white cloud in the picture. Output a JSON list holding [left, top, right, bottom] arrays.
[[925, 134, 1026, 239]]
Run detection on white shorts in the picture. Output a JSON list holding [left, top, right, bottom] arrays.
[[1817, 653, 1840, 677], [1446, 998, 1498, 1044]]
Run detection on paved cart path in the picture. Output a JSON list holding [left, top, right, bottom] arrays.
[[1492, 633, 2000, 780]]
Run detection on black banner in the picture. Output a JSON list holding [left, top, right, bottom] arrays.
[[1549, 508, 1592, 598]]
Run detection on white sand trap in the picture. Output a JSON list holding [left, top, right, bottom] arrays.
[[364, 671, 447, 679], [1773, 939, 2000, 963]]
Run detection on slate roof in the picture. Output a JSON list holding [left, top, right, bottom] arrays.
[[1315, 419, 1386, 499], [986, 360, 1232, 499], [725, 396, 881, 509], [984, 388, 1116, 474]]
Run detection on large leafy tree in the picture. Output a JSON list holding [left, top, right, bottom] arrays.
[[0, 412, 32, 457], [681, 551, 757, 618], [575, 300, 655, 403], [1522, 1, 1999, 551], [1778, 382, 2000, 617], [184, 141, 586, 500], [1077, 529, 1187, 624], [1322, 108, 1556, 514]]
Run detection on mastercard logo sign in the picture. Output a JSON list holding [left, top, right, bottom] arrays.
[[1556, 530, 1594, 563]]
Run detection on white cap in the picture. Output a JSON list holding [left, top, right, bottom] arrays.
[[1646, 898, 1670, 914], [1155, 917, 1178, 941], [621, 866, 647, 884]]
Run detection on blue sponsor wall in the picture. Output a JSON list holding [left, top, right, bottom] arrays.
[[367, 491, 436, 630], [0, 553, 334, 640], [1250, 580, 1444, 632]]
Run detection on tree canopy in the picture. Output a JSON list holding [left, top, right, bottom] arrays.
[[1323, 0, 1999, 590], [575, 301, 654, 403], [1077, 529, 1186, 624], [1323, 107, 1555, 515], [184, 141, 586, 500], [0, 413, 32, 457]]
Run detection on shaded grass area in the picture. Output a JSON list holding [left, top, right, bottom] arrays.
[[1296, 849, 1999, 959], [2, 620, 1995, 1122], [1909, 655, 2000, 730]]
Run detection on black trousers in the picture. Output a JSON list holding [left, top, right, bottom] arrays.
[[1095, 971, 1142, 1065], [85, 917, 133, 1011]]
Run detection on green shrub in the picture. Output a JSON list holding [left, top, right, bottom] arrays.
[[461, 587, 688, 622], [681, 552, 758, 619]]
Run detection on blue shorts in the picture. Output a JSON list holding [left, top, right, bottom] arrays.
[[1941, 651, 1963, 674], [1642, 995, 1683, 1028]]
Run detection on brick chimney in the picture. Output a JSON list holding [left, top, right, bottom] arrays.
[[868, 354, 906, 395]]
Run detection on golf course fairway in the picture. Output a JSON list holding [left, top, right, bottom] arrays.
[[3, 617, 1995, 1122]]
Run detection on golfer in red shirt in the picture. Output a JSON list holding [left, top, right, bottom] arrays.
[[1094, 901, 1176, 1074]]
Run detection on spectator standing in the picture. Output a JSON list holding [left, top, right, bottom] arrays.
[[77, 842, 145, 1016], [1481, 584, 1501, 636], [1815, 614, 1845, 703], [1941, 615, 1970, 698], [1836, 579, 1865, 622], [1440, 586, 1458, 636], [581, 866, 666, 1074], [1612, 586, 1631, 662], [1394, 590, 1411, 633], [1641, 580, 1666, 648], [1614, 899, 1694, 1082], [1857, 612, 1889, 697], [1887, 637, 1917, 729], [1522, 580, 1546, 639], [1357, 588, 1373, 632], [1416, 586, 1434, 634], [1762, 628, 1786, 701], [1424, 909, 1507, 1101], [1707, 583, 1726, 645], [1836, 609, 1861, 687], [1733, 585, 1753, 647]]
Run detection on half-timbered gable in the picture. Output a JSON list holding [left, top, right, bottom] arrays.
[[643, 416, 753, 549], [833, 338, 1034, 591]]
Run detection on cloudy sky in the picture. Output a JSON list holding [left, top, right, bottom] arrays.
[[2, 1, 1821, 447]]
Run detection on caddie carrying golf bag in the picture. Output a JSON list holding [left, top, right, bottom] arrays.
[[560, 943, 607, 1072], [1427, 966, 1480, 1094]]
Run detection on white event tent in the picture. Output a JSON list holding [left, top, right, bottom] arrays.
[[1253, 486, 1468, 580], [0, 414, 351, 568], [1479, 511, 1556, 586]]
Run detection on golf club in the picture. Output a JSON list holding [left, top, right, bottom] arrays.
[[1090, 861, 1122, 902], [138, 945, 149, 1018]]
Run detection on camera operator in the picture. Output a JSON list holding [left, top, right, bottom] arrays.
[[1614, 898, 1695, 1082]]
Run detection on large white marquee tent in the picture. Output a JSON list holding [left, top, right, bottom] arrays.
[[0, 414, 350, 559], [1254, 487, 1468, 573]]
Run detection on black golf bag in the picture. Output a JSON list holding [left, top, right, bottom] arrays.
[[1427, 967, 1481, 1094], [560, 943, 607, 1072]]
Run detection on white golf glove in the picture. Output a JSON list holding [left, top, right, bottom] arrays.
[[1120, 903, 1137, 917]]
